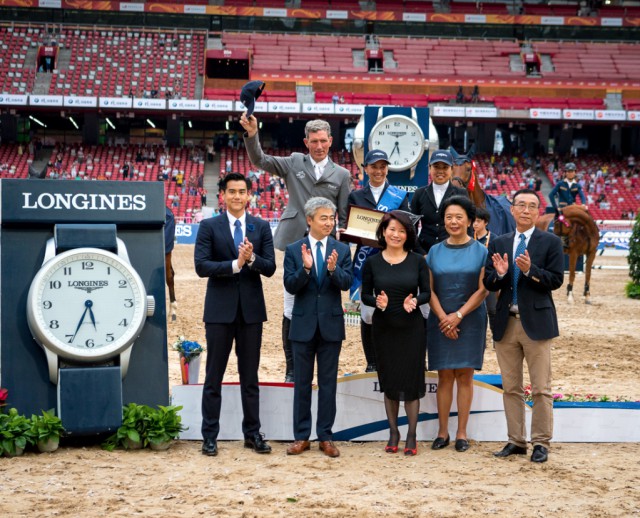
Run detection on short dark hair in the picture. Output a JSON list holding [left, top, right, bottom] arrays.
[[376, 210, 417, 252], [475, 206, 490, 223], [440, 195, 476, 222], [219, 172, 251, 192], [512, 188, 539, 204]]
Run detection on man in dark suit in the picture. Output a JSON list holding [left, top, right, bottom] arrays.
[[194, 172, 277, 457], [283, 197, 353, 458], [484, 188, 564, 463], [347, 149, 409, 372], [410, 149, 468, 256], [240, 114, 352, 383]]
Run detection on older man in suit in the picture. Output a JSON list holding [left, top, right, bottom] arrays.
[[484, 188, 564, 463], [347, 149, 410, 372], [240, 114, 352, 383], [194, 172, 276, 457], [283, 197, 353, 458], [410, 150, 468, 257]]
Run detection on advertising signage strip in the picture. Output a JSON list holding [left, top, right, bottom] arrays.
[[63, 96, 98, 108], [0, 3, 636, 27], [99, 97, 133, 109]]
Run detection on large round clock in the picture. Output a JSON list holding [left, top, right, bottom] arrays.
[[368, 114, 426, 172], [26, 247, 155, 366]]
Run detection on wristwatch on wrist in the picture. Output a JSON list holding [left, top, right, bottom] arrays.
[[456, 311, 463, 320], [247, 253, 256, 265]]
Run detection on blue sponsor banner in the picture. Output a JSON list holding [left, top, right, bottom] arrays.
[[175, 223, 198, 244], [598, 229, 631, 250]]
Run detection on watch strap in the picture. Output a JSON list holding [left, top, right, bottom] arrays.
[[55, 224, 118, 253]]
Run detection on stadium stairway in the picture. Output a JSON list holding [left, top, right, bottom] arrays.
[[203, 154, 220, 211]]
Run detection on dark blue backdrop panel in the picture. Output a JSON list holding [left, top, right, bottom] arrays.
[[0, 179, 169, 416]]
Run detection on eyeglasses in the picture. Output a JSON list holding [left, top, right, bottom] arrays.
[[513, 203, 539, 212]]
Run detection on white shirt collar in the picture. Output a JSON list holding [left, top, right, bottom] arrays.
[[432, 181, 449, 194], [308, 235, 328, 250], [228, 212, 246, 228]]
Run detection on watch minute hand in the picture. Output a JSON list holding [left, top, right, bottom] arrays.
[[87, 301, 97, 331], [389, 142, 400, 157], [70, 306, 89, 343]]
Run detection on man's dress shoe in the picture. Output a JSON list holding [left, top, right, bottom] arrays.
[[494, 443, 527, 457], [319, 440, 340, 458], [244, 433, 272, 454], [531, 445, 548, 463], [202, 439, 218, 456], [286, 440, 311, 455]]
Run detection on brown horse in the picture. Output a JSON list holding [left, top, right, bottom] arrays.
[[536, 205, 599, 304], [450, 148, 516, 236], [165, 207, 177, 321]]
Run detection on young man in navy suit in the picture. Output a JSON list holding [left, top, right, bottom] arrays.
[[484, 188, 564, 463], [283, 197, 353, 458], [194, 172, 276, 457]]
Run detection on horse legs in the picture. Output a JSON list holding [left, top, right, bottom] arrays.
[[583, 249, 596, 305], [165, 253, 177, 321], [566, 252, 577, 304]]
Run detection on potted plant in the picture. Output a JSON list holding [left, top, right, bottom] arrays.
[[0, 408, 34, 457], [145, 405, 186, 451], [30, 409, 65, 453], [102, 403, 151, 452]]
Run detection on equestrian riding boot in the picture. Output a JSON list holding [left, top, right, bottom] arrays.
[[282, 315, 294, 383], [361, 320, 377, 372]]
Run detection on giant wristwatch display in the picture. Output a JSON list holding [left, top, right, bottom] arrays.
[[368, 108, 426, 173], [26, 224, 155, 384]]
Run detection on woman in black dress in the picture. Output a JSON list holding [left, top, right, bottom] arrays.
[[361, 211, 430, 456]]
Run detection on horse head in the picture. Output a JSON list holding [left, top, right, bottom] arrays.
[[449, 144, 477, 191]]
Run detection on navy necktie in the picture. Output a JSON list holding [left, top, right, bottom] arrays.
[[316, 241, 325, 284], [233, 220, 243, 252], [512, 233, 527, 306]]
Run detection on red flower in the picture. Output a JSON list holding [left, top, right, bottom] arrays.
[[0, 387, 8, 406]]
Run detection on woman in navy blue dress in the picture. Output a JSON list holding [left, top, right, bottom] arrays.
[[426, 195, 488, 453]]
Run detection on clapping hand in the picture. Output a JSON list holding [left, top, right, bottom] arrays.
[[326, 249, 339, 273], [237, 237, 253, 268], [375, 290, 388, 311], [301, 243, 314, 270], [491, 252, 510, 276], [514, 249, 531, 275], [403, 294, 418, 313]]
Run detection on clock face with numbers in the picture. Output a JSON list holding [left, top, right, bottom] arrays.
[[368, 114, 426, 172], [26, 248, 152, 363]]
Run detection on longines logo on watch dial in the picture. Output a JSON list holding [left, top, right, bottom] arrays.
[[68, 280, 108, 293]]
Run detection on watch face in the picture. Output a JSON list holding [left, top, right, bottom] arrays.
[[27, 248, 148, 363], [369, 114, 426, 172]]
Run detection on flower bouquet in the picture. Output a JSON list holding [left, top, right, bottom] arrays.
[[0, 387, 8, 414], [172, 337, 205, 385]]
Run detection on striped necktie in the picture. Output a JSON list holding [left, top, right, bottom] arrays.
[[512, 233, 527, 306]]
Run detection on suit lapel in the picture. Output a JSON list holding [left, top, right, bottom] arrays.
[[364, 184, 376, 207], [426, 184, 437, 209]]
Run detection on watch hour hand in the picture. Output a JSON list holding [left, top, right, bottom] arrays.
[[389, 142, 400, 157], [87, 300, 97, 331]]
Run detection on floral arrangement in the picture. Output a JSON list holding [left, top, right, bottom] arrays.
[[0, 387, 8, 412], [524, 385, 639, 403], [172, 336, 205, 363]]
